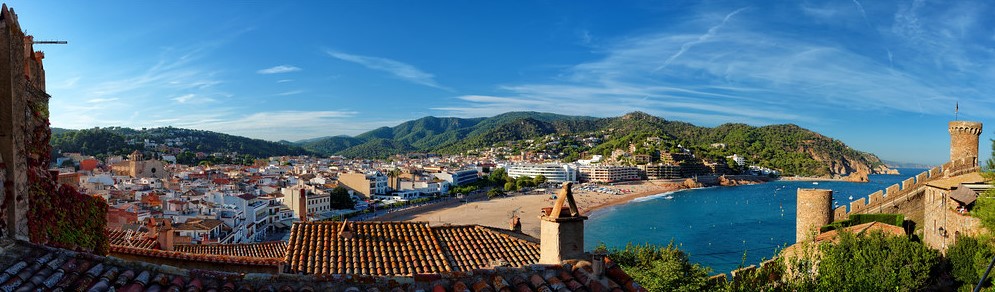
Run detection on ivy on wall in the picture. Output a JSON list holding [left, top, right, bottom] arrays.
[[25, 91, 108, 255]]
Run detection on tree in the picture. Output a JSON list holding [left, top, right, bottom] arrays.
[[606, 242, 715, 291], [947, 234, 993, 288], [328, 187, 355, 209], [504, 181, 517, 192], [534, 175, 547, 185], [811, 231, 940, 291]]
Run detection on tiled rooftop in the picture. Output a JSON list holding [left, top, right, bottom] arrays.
[[107, 228, 157, 250], [285, 221, 453, 276], [0, 239, 646, 291], [433, 225, 540, 272], [173, 241, 287, 259]]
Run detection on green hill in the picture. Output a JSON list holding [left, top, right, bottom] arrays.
[[50, 126, 312, 159], [52, 111, 889, 177]]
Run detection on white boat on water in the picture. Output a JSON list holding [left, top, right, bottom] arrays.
[[664, 195, 675, 200], [812, 182, 819, 185]]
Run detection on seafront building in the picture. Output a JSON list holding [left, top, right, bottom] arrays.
[[506, 163, 578, 183], [578, 165, 641, 183]]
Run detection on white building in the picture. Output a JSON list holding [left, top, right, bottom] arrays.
[[506, 164, 577, 183], [578, 165, 641, 183]]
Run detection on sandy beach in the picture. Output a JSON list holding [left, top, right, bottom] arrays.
[[374, 180, 683, 238]]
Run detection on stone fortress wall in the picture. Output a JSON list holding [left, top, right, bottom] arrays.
[[831, 120, 983, 229], [831, 158, 980, 226]]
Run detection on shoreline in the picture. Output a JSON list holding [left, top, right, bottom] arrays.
[[393, 178, 768, 238]]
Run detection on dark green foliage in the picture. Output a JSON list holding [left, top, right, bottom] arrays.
[[329, 187, 355, 210], [606, 242, 715, 291], [486, 188, 504, 198], [50, 126, 311, 159], [814, 231, 940, 291], [947, 235, 993, 288]]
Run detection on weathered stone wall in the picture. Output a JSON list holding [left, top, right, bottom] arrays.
[[796, 189, 832, 243], [0, 5, 107, 254], [0, 5, 32, 240], [949, 121, 982, 165]]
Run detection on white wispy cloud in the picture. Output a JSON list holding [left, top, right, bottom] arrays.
[[276, 90, 304, 96], [276, 79, 294, 83], [257, 65, 301, 74], [438, 1, 995, 128], [168, 110, 400, 141], [85, 97, 118, 103], [326, 50, 451, 91]]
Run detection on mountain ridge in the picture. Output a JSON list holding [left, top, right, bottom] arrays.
[[51, 112, 890, 177]]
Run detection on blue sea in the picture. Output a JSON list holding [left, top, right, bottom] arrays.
[[584, 168, 926, 274]]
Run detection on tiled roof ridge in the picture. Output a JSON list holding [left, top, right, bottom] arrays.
[[172, 241, 288, 259], [473, 225, 541, 245], [110, 245, 284, 266]]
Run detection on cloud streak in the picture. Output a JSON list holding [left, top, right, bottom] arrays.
[[257, 65, 301, 74], [326, 50, 451, 91]]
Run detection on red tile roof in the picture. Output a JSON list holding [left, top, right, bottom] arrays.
[[106, 228, 157, 250], [284, 221, 543, 276], [433, 225, 541, 272], [286, 221, 453, 276], [0, 240, 647, 291], [173, 241, 287, 259]]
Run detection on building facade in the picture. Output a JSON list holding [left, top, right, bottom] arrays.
[[578, 165, 641, 183], [338, 171, 389, 199], [507, 164, 577, 183]]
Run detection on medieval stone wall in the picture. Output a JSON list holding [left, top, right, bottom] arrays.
[[833, 158, 980, 227]]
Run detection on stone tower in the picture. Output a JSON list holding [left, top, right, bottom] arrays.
[[0, 4, 48, 240], [796, 188, 833, 243], [949, 121, 983, 166], [539, 182, 587, 264]]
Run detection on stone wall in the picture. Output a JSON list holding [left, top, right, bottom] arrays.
[[834, 159, 980, 228], [0, 5, 107, 253]]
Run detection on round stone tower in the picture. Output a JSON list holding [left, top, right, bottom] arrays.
[[796, 188, 833, 243], [949, 121, 983, 165]]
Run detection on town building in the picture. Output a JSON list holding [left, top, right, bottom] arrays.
[[578, 165, 641, 183], [337, 171, 389, 199], [506, 163, 578, 183], [111, 150, 169, 179], [639, 163, 681, 179], [432, 168, 478, 186]]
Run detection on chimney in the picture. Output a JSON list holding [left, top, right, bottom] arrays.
[[299, 189, 308, 222], [338, 219, 353, 239], [509, 216, 522, 233], [591, 249, 607, 279], [157, 219, 175, 251], [539, 182, 587, 264]]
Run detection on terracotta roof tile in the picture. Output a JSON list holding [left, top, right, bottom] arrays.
[[432, 225, 540, 272], [174, 241, 287, 259], [106, 228, 157, 249]]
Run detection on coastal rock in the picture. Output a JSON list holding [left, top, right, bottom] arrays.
[[843, 170, 869, 183], [683, 178, 704, 189]]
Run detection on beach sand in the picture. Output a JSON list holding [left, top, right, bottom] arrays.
[[374, 180, 683, 238]]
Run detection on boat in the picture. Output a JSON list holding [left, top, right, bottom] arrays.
[[664, 195, 674, 200], [849, 195, 853, 200], [812, 182, 819, 185]]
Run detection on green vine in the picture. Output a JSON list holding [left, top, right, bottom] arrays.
[[25, 97, 108, 254]]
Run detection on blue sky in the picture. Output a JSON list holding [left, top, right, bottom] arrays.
[[8, 0, 995, 165]]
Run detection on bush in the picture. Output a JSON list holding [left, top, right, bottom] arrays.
[[606, 242, 716, 291], [815, 231, 940, 291], [947, 235, 994, 288]]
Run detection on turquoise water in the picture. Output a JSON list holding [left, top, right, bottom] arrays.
[[585, 168, 926, 274]]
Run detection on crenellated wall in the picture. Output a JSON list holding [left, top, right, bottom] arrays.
[[832, 158, 980, 228]]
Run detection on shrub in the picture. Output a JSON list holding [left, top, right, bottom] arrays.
[[606, 242, 716, 291], [815, 231, 940, 291], [946, 235, 993, 288]]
